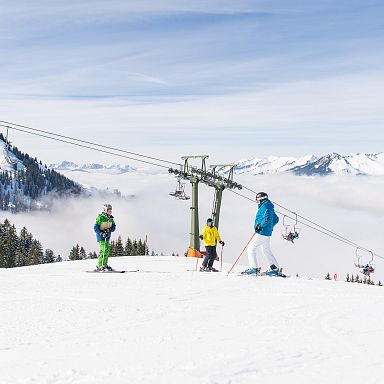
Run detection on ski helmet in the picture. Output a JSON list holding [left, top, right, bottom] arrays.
[[256, 192, 268, 202], [207, 218, 213, 226], [103, 203, 112, 213]]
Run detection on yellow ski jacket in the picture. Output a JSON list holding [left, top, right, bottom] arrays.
[[201, 225, 222, 247]]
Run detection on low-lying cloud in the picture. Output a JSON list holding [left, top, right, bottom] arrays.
[[2, 172, 383, 281]]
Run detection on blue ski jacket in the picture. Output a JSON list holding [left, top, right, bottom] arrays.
[[254, 199, 279, 237]]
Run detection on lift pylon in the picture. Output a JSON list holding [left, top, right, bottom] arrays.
[[169, 159, 241, 259], [209, 164, 236, 229]]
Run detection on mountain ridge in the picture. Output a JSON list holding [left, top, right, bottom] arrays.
[[234, 152, 384, 176], [51, 152, 384, 176]]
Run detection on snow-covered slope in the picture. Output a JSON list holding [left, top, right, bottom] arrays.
[[1, 257, 383, 384], [0, 140, 25, 172], [235, 152, 384, 176]]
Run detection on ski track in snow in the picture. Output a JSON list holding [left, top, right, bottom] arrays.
[[1, 257, 383, 384]]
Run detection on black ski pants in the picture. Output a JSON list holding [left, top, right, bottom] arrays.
[[202, 245, 217, 268]]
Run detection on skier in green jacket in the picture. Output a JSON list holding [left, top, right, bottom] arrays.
[[94, 204, 116, 271]]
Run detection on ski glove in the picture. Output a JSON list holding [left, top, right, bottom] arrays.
[[100, 230, 109, 238], [255, 224, 262, 232], [219, 241, 225, 246], [199, 235, 204, 240]]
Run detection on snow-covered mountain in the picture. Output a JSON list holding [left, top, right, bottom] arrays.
[[52, 152, 384, 178], [49, 161, 137, 175], [0, 136, 83, 212], [234, 152, 384, 176]]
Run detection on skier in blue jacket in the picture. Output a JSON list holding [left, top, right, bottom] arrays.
[[242, 192, 281, 275]]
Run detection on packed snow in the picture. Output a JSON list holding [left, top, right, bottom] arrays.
[[1, 256, 383, 384]]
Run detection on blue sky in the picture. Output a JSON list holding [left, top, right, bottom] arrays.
[[0, 0, 383, 164]]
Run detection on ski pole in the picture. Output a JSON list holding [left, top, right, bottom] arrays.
[[220, 244, 224, 272], [227, 233, 256, 275]]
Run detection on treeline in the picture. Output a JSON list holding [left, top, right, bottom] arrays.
[[0, 134, 83, 212], [68, 235, 150, 260], [0, 219, 61, 268], [0, 216, 174, 269]]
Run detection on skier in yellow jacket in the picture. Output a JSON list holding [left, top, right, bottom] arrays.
[[199, 218, 224, 272]]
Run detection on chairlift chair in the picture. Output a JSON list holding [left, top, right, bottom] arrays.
[[169, 178, 190, 200], [354, 247, 375, 276], [281, 214, 300, 243]]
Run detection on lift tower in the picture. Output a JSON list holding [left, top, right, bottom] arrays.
[[169, 158, 242, 258], [209, 164, 236, 229]]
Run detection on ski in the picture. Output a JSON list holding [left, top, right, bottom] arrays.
[[232, 271, 289, 278], [260, 271, 288, 278], [85, 269, 139, 274]]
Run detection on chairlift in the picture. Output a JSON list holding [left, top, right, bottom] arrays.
[[281, 213, 300, 243], [354, 247, 375, 276], [169, 178, 190, 200]]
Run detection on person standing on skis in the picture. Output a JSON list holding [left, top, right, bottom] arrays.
[[242, 192, 280, 275], [94, 204, 116, 271], [199, 218, 225, 272]]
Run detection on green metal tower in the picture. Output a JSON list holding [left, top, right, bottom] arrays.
[[168, 158, 241, 258]]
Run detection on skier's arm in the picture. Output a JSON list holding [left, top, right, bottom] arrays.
[[111, 221, 116, 232], [214, 228, 222, 243], [259, 207, 273, 228], [94, 222, 101, 235]]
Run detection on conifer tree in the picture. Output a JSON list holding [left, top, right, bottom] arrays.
[[0, 219, 19, 268], [138, 239, 145, 255], [109, 240, 116, 257], [43, 249, 55, 264], [17, 230, 31, 265], [132, 240, 138, 255], [79, 246, 87, 260], [28, 239, 44, 265], [69, 244, 81, 260], [115, 236, 125, 256], [88, 251, 97, 259], [125, 238, 133, 256]]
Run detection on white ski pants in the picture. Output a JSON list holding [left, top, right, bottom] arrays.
[[247, 233, 279, 269]]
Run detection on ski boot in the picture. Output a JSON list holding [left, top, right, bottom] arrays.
[[264, 265, 286, 277], [104, 265, 113, 271], [199, 266, 211, 272], [241, 268, 258, 275], [95, 266, 105, 272], [209, 267, 219, 272]]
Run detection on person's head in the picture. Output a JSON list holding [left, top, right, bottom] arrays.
[[207, 218, 214, 227], [103, 203, 112, 215], [256, 192, 268, 205]]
